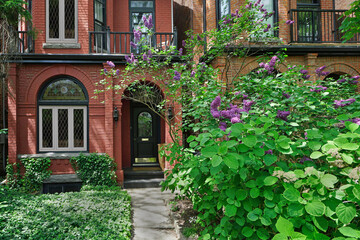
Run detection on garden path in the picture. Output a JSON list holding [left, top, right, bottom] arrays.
[[127, 188, 178, 240]]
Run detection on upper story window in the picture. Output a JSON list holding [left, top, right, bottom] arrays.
[[216, 0, 230, 28], [130, 0, 155, 32], [38, 77, 88, 152], [46, 0, 78, 43], [297, 0, 320, 42]]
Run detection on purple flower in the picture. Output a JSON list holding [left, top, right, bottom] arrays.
[[219, 122, 227, 132], [106, 61, 115, 68], [269, 56, 278, 67], [300, 69, 308, 75], [148, 50, 153, 59], [334, 98, 356, 108], [116, 69, 120, 76], [143, 53, 149, 62], [282, 92, 290, 99], [133, 29, 142, 43], [231, 117, 241, 124], [173, 71, 181, 80], [243, 100, 255, 111], [104, 68, 108, 75], [265, 150, 273, 155], [234, 91, 240, 96], [259, 62, 265, 68], [310, 86, 327, 92], [190, 70, 196, 77], [197, 35, 202, 41], [179, 48, 183, 56], [304, 132, 308, 140], [285, 20, 295, 25], [245, 2, 252, 9], [277, 110, 290, 121], [352, 75, 360, 80], [352, 118, 360, 125], [182, 40, 186, 47], [243, 94, 248, 99], [315, 65, 327, 77], [303, 75, 311, 80], [351, 80, 358, 84], [337, 78, 346, 84], [264, 24, 271, 32], [321, 71, 330, 76], [143, 15, 153, 29], [288, 65, 296, 70], [300, 156, 312, 164], [130, 41, 137, 49]]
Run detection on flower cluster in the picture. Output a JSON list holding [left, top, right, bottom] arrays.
[[337, 76, 359, 85], [334, 98, 356, 108], [173, 71, 181, 80], [276, 110, 290, 121], [259, 56, 278, 73], [282, 92, 290, 99], [299, 69, 310, 79], [315, 66, 329, 77], [143, 15, 153, 29], [107, 61, 115, 68], [125, 53, 138, 64], [285, 20, 294, 25], [310, 85, 327, 93]]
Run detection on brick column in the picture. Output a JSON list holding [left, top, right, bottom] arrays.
[[305, 53, 318, 82], [103, 63, 114, 158], [114, 101, 124, 184], [7, 64, 17, 164]]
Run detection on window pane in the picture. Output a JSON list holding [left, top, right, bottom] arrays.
[[42, 109, 53, 148], [42, 79, 86, 101], [73, 109, 84, 147], [64, 0, 75, 39], [49, 0, 59, 38], [219, 0, 230, 18], [131, 1, 153, 8], [58, 109, 68, 148], [138, 112, 152, 137], [95, 0, 104, 22]]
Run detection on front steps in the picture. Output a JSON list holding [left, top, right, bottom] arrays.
[[123, 167, 164, 188]]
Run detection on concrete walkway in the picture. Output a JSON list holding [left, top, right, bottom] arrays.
[[127, 188, 178, 240]]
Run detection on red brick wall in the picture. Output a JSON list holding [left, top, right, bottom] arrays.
[[336, 0, 353, 10]]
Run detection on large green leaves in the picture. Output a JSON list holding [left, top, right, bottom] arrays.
[[305, 201, 326, 217], [320, 174, 338, 189], [336, 203, 356, 224], [243, 135, 257, 148]]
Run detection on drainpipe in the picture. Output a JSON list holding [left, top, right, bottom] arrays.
[[333, 0, 335, 10], [2, 74, 6, 172], [203, 0, 207, 52]]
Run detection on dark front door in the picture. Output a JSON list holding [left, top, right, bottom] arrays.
[[131, 103, 160, 166]]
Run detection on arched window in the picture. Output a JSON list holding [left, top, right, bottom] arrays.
[[38, 76, 88, 152]]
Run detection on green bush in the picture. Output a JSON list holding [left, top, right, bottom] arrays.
[[70, 153, 117, 186], [0, 185, 132, 239], [5, 157, 51, 193]]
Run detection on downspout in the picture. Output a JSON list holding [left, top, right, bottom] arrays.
[[203, 0, 207, 52], [2, 75, 6, 172], [332, 0, 335, 10]]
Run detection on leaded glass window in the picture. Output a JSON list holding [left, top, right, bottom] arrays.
[[47, 0, 78, 42], [39, 78, 88, 152]]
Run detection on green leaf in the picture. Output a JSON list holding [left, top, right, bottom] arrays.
[[290, 232, 307, 240], [236, 189, 248, 201], [225, 204, 237, 217], [187, 135, 196, 142], [218, 145, 228, 155], [275, 216, 294, 236], [250, 188, 260, 198], [223, 155, 239, 169], [211, 155, 222, 167], [243, 135, 257, 148], [310, 151, 323, 159], [226, 140, 238, 148], [305, 201, 326, 217], [336, 203, 356, 224], [337, 114, 351, 121], [342, 143, 359, 151], [338, 227, 360, 238], [321, 143, 337, 152], [320, 174, 338, 189], [346, 122, 359, 133], [264, 189, 274, 200], [264, 154, 277, 166], [201, 145, 219, 158], [341, 153, 354, 164], [288, 203, 304, 217], [257, 228, 270, 240], [189, 141, 198, 148], [312, 216, 329, 232], [264, 176, 278, 186], [242, 226, 254, 238], [254, 147, 265, 156], [247, 210, 259, 221], [308, 141, 322, 150], [272, 233, 289, 240], [283, 188, 300, 202], [352, 185, 360, 200]]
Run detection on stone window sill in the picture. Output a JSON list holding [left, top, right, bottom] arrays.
[[43, 43, 81, 49], [18, 152, 105, 160]]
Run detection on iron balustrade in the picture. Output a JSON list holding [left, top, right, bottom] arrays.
[[0, 29, 34, 54], [289, 9, 360, 43], [89, 27, 178, 54]]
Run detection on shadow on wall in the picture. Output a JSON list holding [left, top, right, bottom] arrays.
[[174, 1, 193, 51]]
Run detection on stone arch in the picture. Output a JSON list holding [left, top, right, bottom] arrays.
[[26, 65, 97, 104], [319, 63, 359, 80], [242, 59, 288, 75]]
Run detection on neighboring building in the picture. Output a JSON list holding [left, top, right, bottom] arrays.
[[4, 0, 177, 189], [175, 0, 360, 81]]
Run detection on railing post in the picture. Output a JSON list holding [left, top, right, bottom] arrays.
[[89, 32, 92, 53], [106, 26, 111, 53], [289, 10, 293, 43], [174, 26, 178, 49]]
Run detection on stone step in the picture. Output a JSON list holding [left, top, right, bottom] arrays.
[[124, 170, 164, 180], [123, 178, 164, 189]]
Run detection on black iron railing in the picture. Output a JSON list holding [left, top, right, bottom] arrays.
[[289, 9, 360, 43], [0, 29, 34, 54], [89, 27, 177, 54]]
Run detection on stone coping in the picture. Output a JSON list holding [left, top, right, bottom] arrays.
[[17, 152, 106, 159], [43, 174, 82, 184]]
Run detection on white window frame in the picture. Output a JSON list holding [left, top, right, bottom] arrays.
[[46, 0, 78, 43], [39, 106, 87, 152]]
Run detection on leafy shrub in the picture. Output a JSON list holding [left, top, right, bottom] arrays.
[[0, 185, 132, 239], [70, 153, 117, 186], [5, 157, 51, 193]]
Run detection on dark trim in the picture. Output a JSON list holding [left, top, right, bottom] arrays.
[[37, 76, 89, 153], [203, 0, 207, 51]]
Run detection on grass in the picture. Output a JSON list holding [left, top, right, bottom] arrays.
[[0, 185, 132, 240]]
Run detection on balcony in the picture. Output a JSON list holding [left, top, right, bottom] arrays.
[[89, 27, 177, 54], [0, 30, 34, 54], [289, 9, 360, 43]]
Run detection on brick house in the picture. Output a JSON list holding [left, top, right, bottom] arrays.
[[174, 0, 360, 80], [3, 0, 360, 189], [4, 0, 177, 189]]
